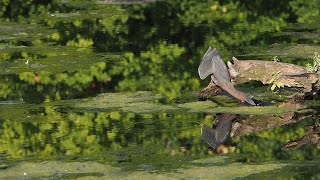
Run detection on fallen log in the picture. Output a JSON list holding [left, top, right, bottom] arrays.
[[227, 57, 319, 92], [198, 58, 320, 100]]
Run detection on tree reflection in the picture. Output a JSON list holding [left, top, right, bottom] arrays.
[[0, 0, 319, 169]]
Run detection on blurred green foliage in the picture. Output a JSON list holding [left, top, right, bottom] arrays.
[[289, 0, 320, 24], [0, 102, 206, 169], [0, 0, 319, 100], [0, 0, 319, 173], [234, 118, 319, 162]]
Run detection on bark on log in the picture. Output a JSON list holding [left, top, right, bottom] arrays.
[[227, 58, 319, 92]]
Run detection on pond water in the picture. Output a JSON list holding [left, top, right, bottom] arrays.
[[0, 0, 319, 179]]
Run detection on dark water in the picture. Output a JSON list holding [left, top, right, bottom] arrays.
[[0, 0, 319, 178]]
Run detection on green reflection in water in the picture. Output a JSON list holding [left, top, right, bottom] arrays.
[[235, 118, 319, 162], [0, 0, 319, 178], [239, 160, 320, 179], [0, 101, 206, 171], [0, 92, 318, 165], [0, 158, 287, 179]]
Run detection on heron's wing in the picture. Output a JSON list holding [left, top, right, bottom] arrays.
[[201, 124, 220, 149], [214, 116, 233, 143], [198, 47, 231, 82], [211, 50, 231, 82], [203, 46, 212, 59], [198, 47, 215, 80], [209, 50, 256, 105], [201, 114, 235, 149]]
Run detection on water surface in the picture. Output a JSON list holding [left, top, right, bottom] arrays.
[[0, 0, 319, 179]]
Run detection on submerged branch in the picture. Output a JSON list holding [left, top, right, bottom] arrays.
[[282, 124, 320, 150], [231, 105, 314, 137]]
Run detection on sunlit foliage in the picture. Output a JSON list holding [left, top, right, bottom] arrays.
[[0, 0, 319, 173]]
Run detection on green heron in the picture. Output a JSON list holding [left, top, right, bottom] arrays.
[[198, 47, 256, 106]]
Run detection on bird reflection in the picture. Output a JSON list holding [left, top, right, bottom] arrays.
[[201, 113, 237, 149]]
